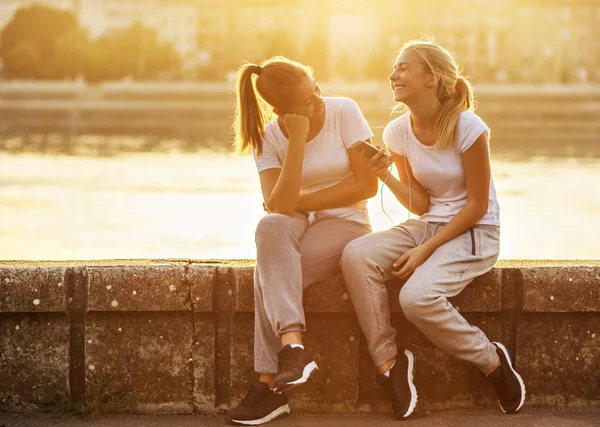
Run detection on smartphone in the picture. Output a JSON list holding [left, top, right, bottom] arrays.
[[351, 140, 381, 159]]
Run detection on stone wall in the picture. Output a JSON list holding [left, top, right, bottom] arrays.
[[0, 260, 598, 414]]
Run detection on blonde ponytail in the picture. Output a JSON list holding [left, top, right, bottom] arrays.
[[434, 75, 475, 151]]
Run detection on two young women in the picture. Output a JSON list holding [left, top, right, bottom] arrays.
[[227, 41, 526, 425]]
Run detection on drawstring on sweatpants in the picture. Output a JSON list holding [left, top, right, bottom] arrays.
[[419, 222, 443, 247]]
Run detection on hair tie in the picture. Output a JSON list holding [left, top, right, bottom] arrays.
[[254, 65, 263, 76]]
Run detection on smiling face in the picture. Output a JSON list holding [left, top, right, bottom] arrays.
[[388, 49, 434, 104]]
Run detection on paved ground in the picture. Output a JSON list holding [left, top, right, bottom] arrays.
[[0, 407, 598, 427]]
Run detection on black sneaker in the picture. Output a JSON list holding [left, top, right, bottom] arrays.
[[272, 345, 318, 393], [486, 342, 526, 413], [376, 349, 418, 419], [226, 381, 290, 425]]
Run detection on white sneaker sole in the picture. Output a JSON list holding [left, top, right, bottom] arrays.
[[230, 403, 291, 425], [403, 349, 418, 418], [274, 361, 318, 393], [493, 342, 526, 413]]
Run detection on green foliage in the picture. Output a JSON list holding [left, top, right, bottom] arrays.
[[4, 41, 41, 79], [0, 5, 78, 79], [0, 5, 181, 81]]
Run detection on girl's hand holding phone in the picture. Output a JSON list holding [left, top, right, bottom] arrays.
[[366, 146, 393, 180]]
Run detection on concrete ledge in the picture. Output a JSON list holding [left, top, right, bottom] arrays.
[[188, 265, 214, 312], [88, 266, 190, 312], [0, 314, 69, 405], [0, 267, 67, 312], [522, 267, 600, 312], [0, 260, 598, 413]]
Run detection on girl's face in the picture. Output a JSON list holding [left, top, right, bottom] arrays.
[[388, 49, 433, 104], [277, 76, 324, 119]]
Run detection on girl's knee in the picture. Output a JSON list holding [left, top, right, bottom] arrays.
[[340, 238, 368, 268], [399, 285, 426, 321], [255, 213, 295, 243]]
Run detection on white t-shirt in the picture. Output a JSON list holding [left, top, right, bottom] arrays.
[[253, 97, 374, 225], [383, 110, 500, 226]]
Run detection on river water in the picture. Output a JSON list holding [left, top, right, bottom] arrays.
[[1, 150, 599, 261]]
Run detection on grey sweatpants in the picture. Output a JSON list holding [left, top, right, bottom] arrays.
[[254, 212, 372, 374], [340, 219, 500, 373]]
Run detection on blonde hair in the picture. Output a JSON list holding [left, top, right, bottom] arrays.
[[396, 39, 475, 151], [233, 56, 314, 156]]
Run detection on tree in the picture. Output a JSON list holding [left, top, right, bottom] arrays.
[[81, 40, 110, 83], [50, 27, 90, 80], [88, 23, 180, 81], [4, 41, 41, 79], [0, 5, 181, 81], [0, 5, 80, 79]]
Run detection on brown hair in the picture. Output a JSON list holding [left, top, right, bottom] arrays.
[[396, 39, 475, 151], [233, 56, 314, 156]]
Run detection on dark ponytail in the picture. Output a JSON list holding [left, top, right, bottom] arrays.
[[233, 57, 314, 156], [233, 63, 265, 155]]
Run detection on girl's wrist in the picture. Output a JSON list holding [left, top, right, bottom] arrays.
[[380, 171, 392, 183]]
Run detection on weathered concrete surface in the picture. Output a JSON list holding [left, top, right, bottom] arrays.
[[0, 260, 599, 415], [0, 267, 66, 312], [517, 314, 600, 406], [522, 267, 600, 312], [516, 266, 600, 407], [0, 266, 69, 410], [85, 312, 194, 413], [88, 266, 190, 312], [0, 407, 598, 427], [0, 314, 69, 408], [192, 315, 215, 411], [232, 267, 255, 313], [228, 312, 256, 409], [302, 274, 356, 313], [188, 265, 214, 312]]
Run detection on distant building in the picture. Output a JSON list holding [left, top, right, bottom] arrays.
[[195, 0, 325, 71], [195, 0, 600, 83], [78, 0, 198, 59], [374, 0, 600, 84]]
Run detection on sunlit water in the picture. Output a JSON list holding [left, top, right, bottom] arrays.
[[0, 150, 599, 261]]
